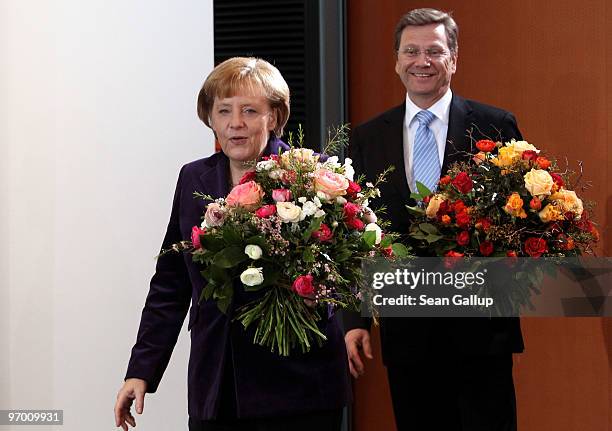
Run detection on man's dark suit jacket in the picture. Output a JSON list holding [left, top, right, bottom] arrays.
[[344, 95, 524, 365], [125, 138, 350, 420]]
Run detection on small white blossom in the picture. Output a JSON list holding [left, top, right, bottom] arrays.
[[268, 169, 284, 180], [301, 201, 318, 218], [365, 182, 374, 188], [331, 221, 339, 227], [313, 196, 322, 207], [314, 209, 326, 218], [336, 196, 347, 205], [316, 191, 329, 201], [298, 196, 308, 203], [256, 160, 277, 171]]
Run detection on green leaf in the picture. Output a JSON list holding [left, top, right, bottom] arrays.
[[199, 280, 217, 304], [303, 247, 315, 263], [335, 249, 353, 262], [410, 192, 424, 200], [425, 234, 443, 244], [391, 243, 410, 257], [246, 235, 267, 249], [201, 235, 225, 252], [362, 230, 377, 248], [416, 181, 432, 198], [419, 223, 439, 235], [213, 246, 248, 268], [406, 205, 425, 216], [380, 235, 394, 248], [222, 227, 242, 245]]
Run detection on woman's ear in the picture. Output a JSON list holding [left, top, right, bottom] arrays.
[[268, 109, 278, 132]]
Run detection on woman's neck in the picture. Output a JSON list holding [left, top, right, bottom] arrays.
[[228, 160, 253, 187]]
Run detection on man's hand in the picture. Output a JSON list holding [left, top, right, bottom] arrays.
[[114, 378, 147, 430], [345, 328, 373, 378]]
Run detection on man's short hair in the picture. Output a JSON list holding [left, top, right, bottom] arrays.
[[394, 8, 458, 54]]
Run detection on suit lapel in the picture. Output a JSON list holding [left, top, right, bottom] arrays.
[[442, 95, 473, 174], [199, 152, 230, 199], [382, 103, 411, 200]]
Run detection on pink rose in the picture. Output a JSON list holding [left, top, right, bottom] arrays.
[[346, 181, 361, 197], [226, 181, 264, 211], [272, 188, 292, 202], [313, 168, 349, 199], [292, 274, 315, 297], [191, 226, 206, 249], [312, 223, 333, 242], [343, 202, 361, 218], [346, 217, 365, 230], [255, 204, 276, 218], [204, 202, 226, 227]]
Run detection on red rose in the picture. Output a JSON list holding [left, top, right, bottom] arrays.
[[452, 200, 466, 214], [475, 217, 492, 232], [445, 250, 464, 257], [238, 170, 256, 184], [455, 211, 471, 229], [437, 200, 451, 215], [346, 217, 365, 230], [439, 175, 452, 185], [452, 172, 473, 194], [479, 241, 494, 256], [292, 275, 314, 297], [346, 180, 361, 197], [535, 156, 551, 170], [521, 150, 538, 161], [382, 245, 393, 257], [456, 230, 470, 246], [312, 223, 333, 242], [272, 188, 292, 202], [524, 237, 548, 257], [255, 204, 276, 218], [475, 139, 496, 152], [343, 202, 361, 218], [550, 172, 564, 188], [191, 226, 206, 249], [529, 197, 542, 210], [506, 250, 518, 257]]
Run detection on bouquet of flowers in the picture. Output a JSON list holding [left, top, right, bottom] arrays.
[[169, 128, 408, 356], [408, 139, 599, 258]]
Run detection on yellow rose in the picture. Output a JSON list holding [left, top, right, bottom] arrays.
[[524, 168, 553, 197], [538, 204, 564, 223], [425, 194, 446, 218], [550, 189, 583, 219], [503, 193, 527, 218], [507, 139, 539, 154], [491, 146, 520, 167]]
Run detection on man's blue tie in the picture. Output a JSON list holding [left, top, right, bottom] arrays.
[[413, 110, 441, 192]]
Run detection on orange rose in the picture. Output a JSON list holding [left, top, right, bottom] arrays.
[[476, 139, 496, 152], [226, 181, 264, 211], [536, 156, 551, 169]]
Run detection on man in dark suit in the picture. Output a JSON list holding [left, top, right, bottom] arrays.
[[344, 8, 524, 431]]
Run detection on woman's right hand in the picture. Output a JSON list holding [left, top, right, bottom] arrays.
[[114, 378, 147, 430]]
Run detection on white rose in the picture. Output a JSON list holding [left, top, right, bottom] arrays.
[[524, 168, 553, 197], [276, 202, 302, 223], [244, 244, 263, 260], [240, 267, 264, 286], [365, 223, 382, 244]]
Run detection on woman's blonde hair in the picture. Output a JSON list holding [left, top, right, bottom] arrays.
[[197, 57, 290, 137]]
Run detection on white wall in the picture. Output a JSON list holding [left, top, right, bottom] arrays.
[[0, 1, 215, 429]]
